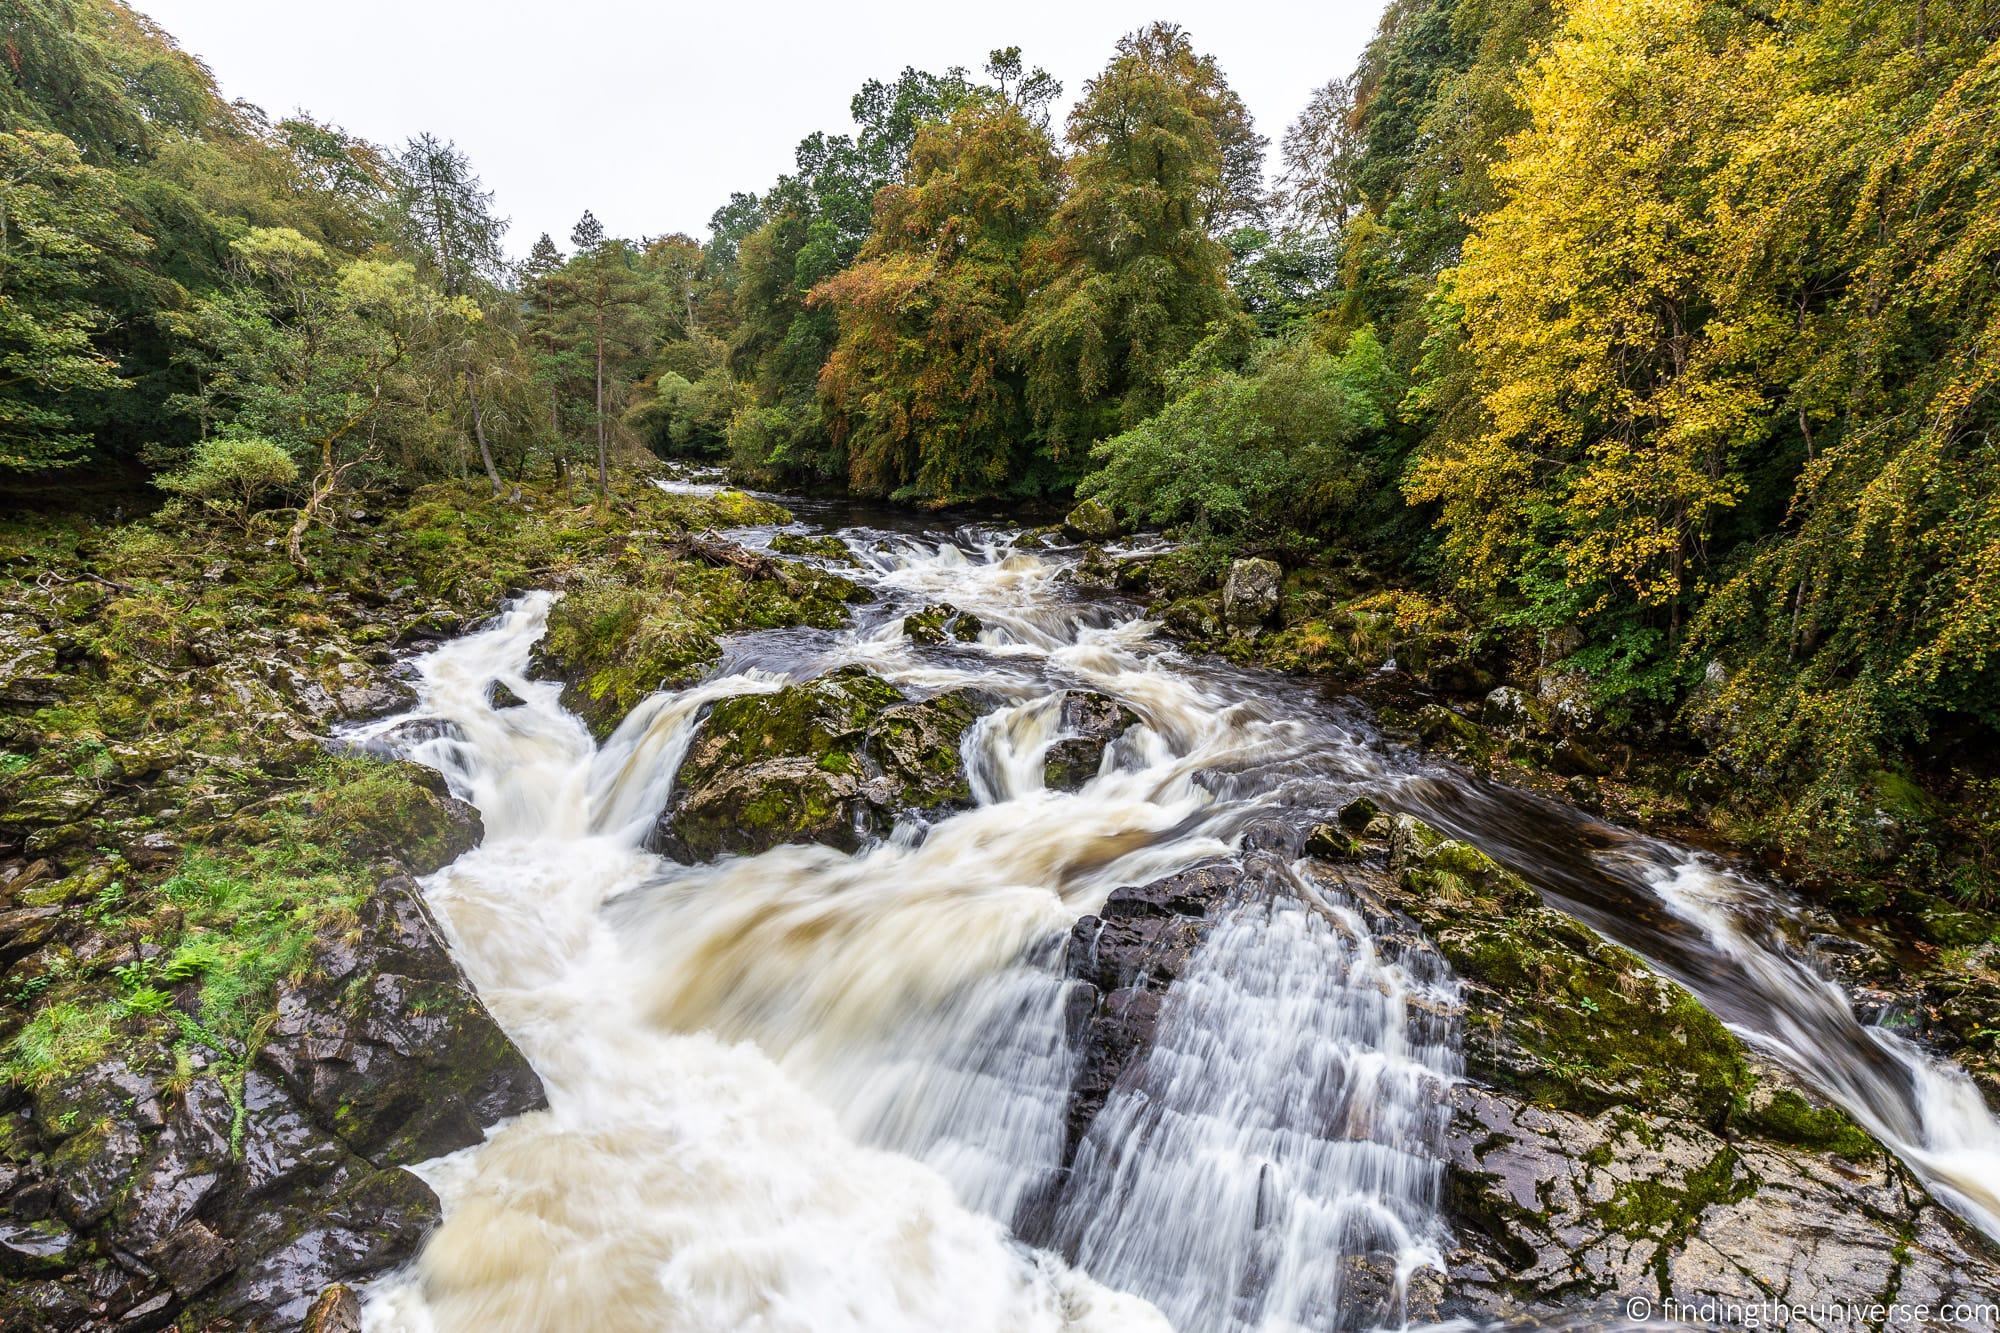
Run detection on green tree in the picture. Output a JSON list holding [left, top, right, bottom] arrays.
[[1014, 32, 1248, 463], [397, 132, 510, 494], [0, 128, 148, 472], [1082, 327, 1392, 548], [156, 434, 298, 532], [815, 90, 1063, 503], [565, 212, 659, 505]]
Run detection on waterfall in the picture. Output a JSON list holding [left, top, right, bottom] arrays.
[[347, 526, 2000, 1332]]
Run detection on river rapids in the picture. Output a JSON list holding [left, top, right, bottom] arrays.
[[343, 510, 2000, 1332]]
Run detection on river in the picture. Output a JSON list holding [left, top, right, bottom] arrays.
[[346, 502, 2000, 1331]]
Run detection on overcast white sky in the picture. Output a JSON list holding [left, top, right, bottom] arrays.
[[133, 1, 1387, 256]]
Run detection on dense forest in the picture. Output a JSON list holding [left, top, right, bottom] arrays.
[[4, 0, 1997, 910]]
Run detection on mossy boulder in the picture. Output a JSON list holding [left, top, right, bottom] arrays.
[[1042, 692, 1141, 792], [1383, 817, 1752, 1125], [664, 666, 984, 859], [769, 531, 858, 565], [1221, 557, 1282, 632], [533, 549, 865, 738], [1063, 496, 1121, 541], [902, 602, 983, 646], [259, 871, 545, 1166], [1312, 815, 2000, 1322]]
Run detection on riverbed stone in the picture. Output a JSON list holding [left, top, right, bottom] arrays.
[[664, 666, 984, 859], [1221, 558, 1282, 632], [1042, 691, 1141, 792], [1339, 814, 2000, 1323], [259, 871, 546, 1166], [1063, 496, 1121, 541], [902, 602, 983, 646]]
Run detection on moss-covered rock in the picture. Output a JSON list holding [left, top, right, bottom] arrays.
[[665, 667, 984, 859], [769, 531, 858, 565], [1383, 818, 1753, 1125], [1063, 496, 1120, 541], [533, 547, 865, 738], [1041, 692, 1141, 793], [902, 602, 983, 646]]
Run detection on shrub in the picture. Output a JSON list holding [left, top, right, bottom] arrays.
[[156, 434, 299, 533]]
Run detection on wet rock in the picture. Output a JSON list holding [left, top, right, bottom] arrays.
[[1304, 821, 1363, 860], [347, 715, 466, 758], [1042, 692, 1140, 793], [1067, 544, 1120, 590], [303, 1283, 363, 1333], [1062, 496, 1120, 541], [1221, 557, 1281, 632], [1440, 1082, 2000, 1327], [0, 612, 65, 706], [769, 531, 858, 566], [1413, 703, 1491, 761], [259, 871, 545, 1165], [1337, 796, 1379, 832], [666, 667, 983, 859], [1061, 860, 1239, 1156], [486, 679, 527, 709], [1159, 595, 1223, 641], [333, 673, 417, 722], [0, 1216, 79, 1277], [1380, 820, 1751, 1123], [902, 602, 984, 646], [1333, 814, 2000, 1323]]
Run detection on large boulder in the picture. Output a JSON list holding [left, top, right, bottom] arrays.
[[1058, 859, 1238, 1158], [259, 871, 546, 1166], [1062, 497, 1121, 542], [1220, 557, 1281, 633], [663, 666, 984, 860], [0, 867, 537, 1330], [1041, 691, 1141, 792]]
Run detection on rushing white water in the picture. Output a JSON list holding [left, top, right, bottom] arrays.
[[1054, 858, 1461, 1333], [348, 523, 2000, 1332], [1642, 855, 2000, 1237]]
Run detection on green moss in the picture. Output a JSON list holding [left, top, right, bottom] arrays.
[[538, 560, 862, 738], [770, 531, 857, 564], [1391, 825, 1754, 1124], [1595, 1145, 1755, 1294], [1733, 1084, 1878, 1161]]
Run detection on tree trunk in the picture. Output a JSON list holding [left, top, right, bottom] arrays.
[[465, 366, 502, 496], [594, 312, 608, 509]]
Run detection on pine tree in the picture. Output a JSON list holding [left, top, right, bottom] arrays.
[[565, 212, 654, 507], [397, 133, 508, 494]]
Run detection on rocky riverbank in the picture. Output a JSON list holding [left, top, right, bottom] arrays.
[[1052, 812, 2000, 1327], [0, 474, 848, 1329]]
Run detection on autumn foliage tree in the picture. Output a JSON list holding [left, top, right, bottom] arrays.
[[1014, 29, 1250, 465], [814, 92, 1062, 504]]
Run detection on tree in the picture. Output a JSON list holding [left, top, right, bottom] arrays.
[[721, 65, 981, 485], [1081, 328, 1392, 548], [166, 227, 446, 565], [565, 212, 656, 506], [815, 94, 1063, 502], [520, 231, 575, 484], [1114, 22, 1268, 229], [0, 128, 149, 472], [397, 132, 509, 494], [155, 434, 298, 532], [1014, 36, 1249, 462], [1280, 75, 1363, 231]]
